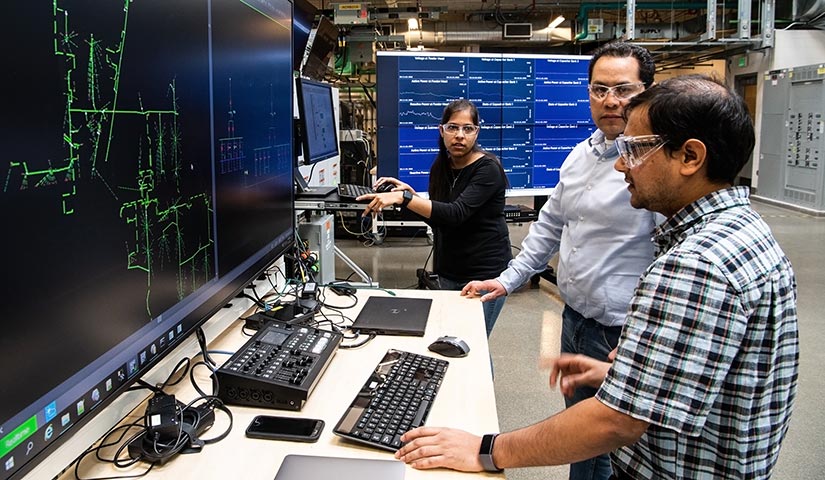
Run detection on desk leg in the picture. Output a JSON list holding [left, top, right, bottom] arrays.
[[334, 245, 376, 286]]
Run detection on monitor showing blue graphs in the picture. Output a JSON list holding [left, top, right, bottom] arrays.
[[376, 52, 595, 196]]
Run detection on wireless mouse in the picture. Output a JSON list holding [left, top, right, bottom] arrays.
[[427, 336, 470, 358]]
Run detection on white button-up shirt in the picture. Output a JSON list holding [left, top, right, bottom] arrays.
[[498, 129, 662, 327]]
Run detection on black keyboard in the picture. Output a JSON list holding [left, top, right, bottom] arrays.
[[337, 183, 373, 200], [332, 349, 449, 451]]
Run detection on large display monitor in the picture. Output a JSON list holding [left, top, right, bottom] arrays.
[[0, 2, 294, 479], [295, 77, 340, 165], [376, 51, 595, 196]]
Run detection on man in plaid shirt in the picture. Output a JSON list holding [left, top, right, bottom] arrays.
[[395, 75, 799, 479]]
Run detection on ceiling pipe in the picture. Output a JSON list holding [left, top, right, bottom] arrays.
[[573, 2, 734, 41], [405, 24, 572, 47]]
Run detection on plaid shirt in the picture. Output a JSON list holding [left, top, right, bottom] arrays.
[[598, 187, 799, 479]]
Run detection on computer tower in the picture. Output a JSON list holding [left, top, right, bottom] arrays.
[[298, 215, 336, 284]]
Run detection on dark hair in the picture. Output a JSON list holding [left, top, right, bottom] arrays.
[[588, 41, 655, 88], [429, 99, 507, 200], [624, 74, 755, 184]]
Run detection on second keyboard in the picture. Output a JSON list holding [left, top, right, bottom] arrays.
[[337, 183, 374, 200]]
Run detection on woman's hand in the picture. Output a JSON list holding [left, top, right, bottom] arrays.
[[374, 177, 414, 194], [357, 191, 406, 216]]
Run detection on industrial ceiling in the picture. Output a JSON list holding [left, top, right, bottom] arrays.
[[308, 0, 825, 71]]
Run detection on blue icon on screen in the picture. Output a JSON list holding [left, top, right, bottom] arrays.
[[44, 401, 57, 422]]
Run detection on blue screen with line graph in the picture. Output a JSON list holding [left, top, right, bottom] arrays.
[[376, 52, 595, 196]]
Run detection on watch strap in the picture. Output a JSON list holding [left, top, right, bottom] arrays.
[[401, 190, 413, 208], [479, 433, 503, 472]]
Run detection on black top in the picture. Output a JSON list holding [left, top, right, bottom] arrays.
[[427, 155, 512, 283]]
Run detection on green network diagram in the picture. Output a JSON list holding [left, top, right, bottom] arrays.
[[3, 1, 215, 319]]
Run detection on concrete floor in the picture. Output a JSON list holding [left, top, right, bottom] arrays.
[[332, 198, 825, 479]]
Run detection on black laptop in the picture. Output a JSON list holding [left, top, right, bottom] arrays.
[[350, 296, 432, 336]]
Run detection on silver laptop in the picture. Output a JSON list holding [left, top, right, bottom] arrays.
[[273, 454, 405, 480]]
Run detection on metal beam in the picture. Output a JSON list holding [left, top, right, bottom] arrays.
[[706, 0, 717, 40], [761, 0, 775, 48], [738, 0, 751, 38], [626, 0, 636, 40]]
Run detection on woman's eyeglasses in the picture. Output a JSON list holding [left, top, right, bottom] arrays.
[[588, 82, 645, 100], [615, 135, 668, 169], [441, 123, 479, 135]]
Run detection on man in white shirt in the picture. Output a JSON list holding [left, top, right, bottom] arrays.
[[461, 41, 659, 480]]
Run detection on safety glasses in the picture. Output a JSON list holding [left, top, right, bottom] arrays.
[[588, 82, 645, 100], [441, 123, 479, 135], [615, 135, 668, 169]]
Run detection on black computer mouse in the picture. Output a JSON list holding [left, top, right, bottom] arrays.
[[427, 336, 470, 358], [375, 182, 394, 193]]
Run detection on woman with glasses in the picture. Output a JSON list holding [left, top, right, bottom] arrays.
[[358, 99, 512, 336]]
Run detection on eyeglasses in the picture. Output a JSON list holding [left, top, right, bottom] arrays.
[[615, 135, 668, 169], [441, 123, 479, 135], [588, 82, 645, 100]]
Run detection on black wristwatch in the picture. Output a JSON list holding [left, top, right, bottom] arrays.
[[479, 433, 503, 472], [401, 190, 414, 208]]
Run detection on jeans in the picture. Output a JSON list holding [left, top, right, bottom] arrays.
[[561, 305, 623, 480], [437, 276, 506, 337]]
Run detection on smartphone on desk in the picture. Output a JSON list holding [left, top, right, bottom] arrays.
[[245, 415, 324, 442]]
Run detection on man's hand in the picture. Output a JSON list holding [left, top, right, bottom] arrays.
[[461, 279, 506, 302], [549, 354, 612, 398], [395, 427, 484, 471]]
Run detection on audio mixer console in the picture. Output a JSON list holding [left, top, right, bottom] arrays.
[[214, 321, 342, 410]]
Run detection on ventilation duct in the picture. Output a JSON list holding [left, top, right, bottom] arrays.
[[404, 21, 571, 47], [788, 0, 825, 29]]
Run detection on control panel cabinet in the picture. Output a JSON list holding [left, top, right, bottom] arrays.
[[759, 64, 825, 212]]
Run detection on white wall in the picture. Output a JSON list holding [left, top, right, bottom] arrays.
[[771, 30, 825, 70], [728, 30, 825, 188]]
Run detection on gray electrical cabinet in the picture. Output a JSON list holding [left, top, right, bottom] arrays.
[[758, 64, 825, 212]]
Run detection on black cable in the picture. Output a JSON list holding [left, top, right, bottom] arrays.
[[311, 307, 351, 332], [74, 422, 154, 480], [129, 380, 163, 394], [195, 327, 216, 368], [187, 396, 233, 445], [158, 357, 192, 390], [238, 292, 267, 310], [189, 360, 219, 399], [74, 338, 233, 479], [423, 246, 434, 271], [339, 332, 376, 349]]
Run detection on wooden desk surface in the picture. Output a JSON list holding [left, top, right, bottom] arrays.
[[66, 289, 503, 479]]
